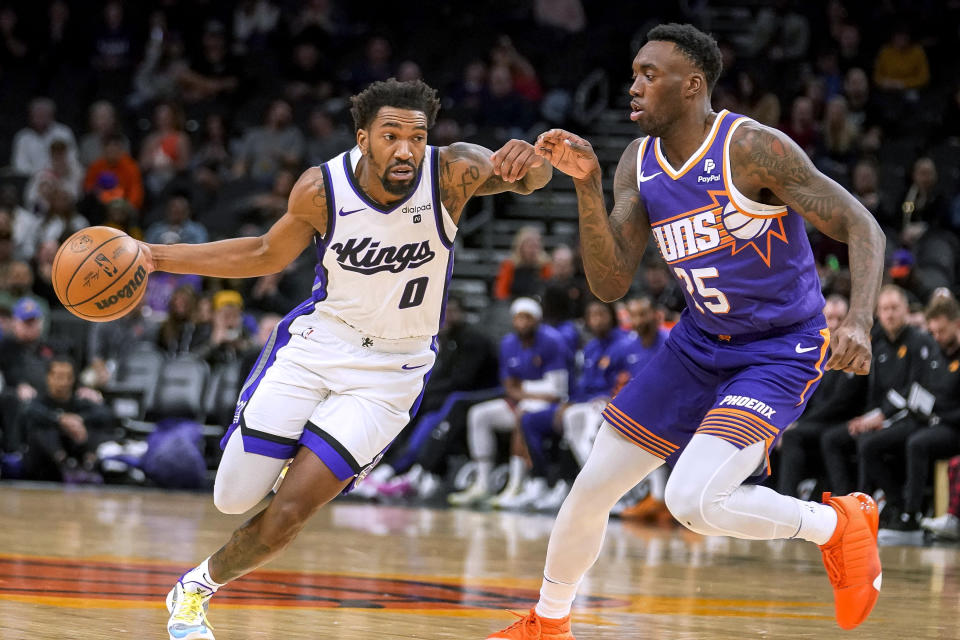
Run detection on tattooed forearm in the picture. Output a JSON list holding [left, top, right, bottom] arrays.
[[573, 157, 647, 302], [732, 122, 885, 325]]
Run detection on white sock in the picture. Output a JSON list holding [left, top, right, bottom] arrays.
[[508, 455, 527, 489], [794, 499, 839, 545], [535, 573, 579, 619], [476, 460, 493, 490], [180, 558, 225, 594]]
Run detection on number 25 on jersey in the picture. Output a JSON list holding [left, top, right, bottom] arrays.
[[674, 267, 730, 314]]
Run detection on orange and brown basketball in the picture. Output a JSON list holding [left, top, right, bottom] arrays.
[[53, 226, 149, 322]]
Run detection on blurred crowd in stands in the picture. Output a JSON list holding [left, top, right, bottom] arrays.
[[1, 0, 960, 545]]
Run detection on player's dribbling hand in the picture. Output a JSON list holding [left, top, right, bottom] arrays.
[[138, 241, 156, 274], [490, 139, 544, 182], [825, 322, 872, 374], [534, 129, 600, 180]]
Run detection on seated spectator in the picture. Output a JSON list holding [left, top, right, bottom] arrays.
[[542, 244, 587, 325], [814, 95, 859, 184], [144, 193, 208, 245], [493, 226, 551, 300], [100, 199, 143, 241], [232, 0, 280, 56], [233, 100, 304, 184], [518, 300, 627, 510], [897, 157, 950, 246], [850, 160, 892, 230], [11, 97, 78, 178], [142, 271, 203, 317], [733, 68, 781, 127], [614, 295, 669, 381], [78, 100, 129, 169], [139, 102, 191, 197], [155, 285, 210, 354], [348, 36, 394, 92], [479, 64, 535, 144], [0, 299, 56, 451], [777, 295, 867, 498], [448, 298, 569, 507], [20, 357, 114, 483], [447, 60, 488, 126], [177, 20, 241, 108], [359, 295, 500, 499], [194, 290, 254, 366], [820, 285, 934, 499], [0, 185, 40, 261], [637, 259, 686, 323], [873, 27, 929, 94], [283, 41, 334, 104], [876, 295, 960, 542], [842, 67, 883, 152], [82, 299, 156, 389], [0, 262, 50, 322], [191, 113, 234, 178], [90, 0, 135, 100], [490, 36, 542, 103], [128, 21, 190, 110], [305, 108, 354, 167], [781, 96, 819, 158], [24, 139, 84, 214], [84, 133, 144, 211], [233, 100, 304, 185]]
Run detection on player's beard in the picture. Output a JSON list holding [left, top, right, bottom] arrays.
[[379, 160, 421, 196]]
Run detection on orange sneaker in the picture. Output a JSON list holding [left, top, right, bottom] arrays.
[[620, 495, 673, 526], [819, 492, 882, 630], [487, 609, 575, 640]]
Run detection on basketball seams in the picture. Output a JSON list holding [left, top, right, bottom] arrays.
[[66, 240, 141, 307], [62, 231, 125, 299]]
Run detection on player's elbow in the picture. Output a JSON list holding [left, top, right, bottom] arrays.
[[589, 282, 628, 303]]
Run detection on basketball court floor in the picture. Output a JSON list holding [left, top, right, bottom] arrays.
[[1, 484, 957, 639]]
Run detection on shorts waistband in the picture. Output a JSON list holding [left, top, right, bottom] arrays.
[[307, 312, 433, 354], [701, 314, 826, 345]]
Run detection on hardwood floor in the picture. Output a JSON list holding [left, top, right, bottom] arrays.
[[1, 484, 957, 639]]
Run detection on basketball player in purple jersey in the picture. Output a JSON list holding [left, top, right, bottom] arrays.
[[139, 79, 554, 640], [489, 24, 886, 640]]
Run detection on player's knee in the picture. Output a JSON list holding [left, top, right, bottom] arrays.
[[260, 500, 310, 547], [664, 477, 711, 533]]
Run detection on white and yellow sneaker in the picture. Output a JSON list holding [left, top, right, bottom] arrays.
[[166, 579, 215, 640]]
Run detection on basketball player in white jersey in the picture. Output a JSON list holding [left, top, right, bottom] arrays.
[[143, 79, 554, 640]]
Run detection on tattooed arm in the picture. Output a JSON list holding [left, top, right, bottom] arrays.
[[143, 167, 323, 278], [437, 141, 553, 222], [729, 121, 885, 374], [534, 130, 649, 302]]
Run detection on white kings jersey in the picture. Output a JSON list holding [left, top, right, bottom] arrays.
[[309, 146, 457, 340]]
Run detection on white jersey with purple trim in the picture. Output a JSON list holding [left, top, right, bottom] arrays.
[[310, 145, 457, 340]]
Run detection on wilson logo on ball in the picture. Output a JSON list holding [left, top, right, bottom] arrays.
[[95, 265, 147, 310]]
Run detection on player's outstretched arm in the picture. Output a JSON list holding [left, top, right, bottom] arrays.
[[142, 168, 326, 278], [535, 130, 649, 302], [730, 122, 885, 374], [437, 141, 553, 221]]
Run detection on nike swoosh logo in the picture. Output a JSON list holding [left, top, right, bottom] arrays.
[[338, 207, 365, 216], [795, 344, 819, 353], [401, 363, 427, 370], [638, 171, 662, 182]]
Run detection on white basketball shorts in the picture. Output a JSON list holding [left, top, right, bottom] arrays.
[[220, 299, 436, 482]]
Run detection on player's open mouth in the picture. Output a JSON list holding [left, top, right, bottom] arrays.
[[390, 167, 413, 179], [630, 103, 644, 121]]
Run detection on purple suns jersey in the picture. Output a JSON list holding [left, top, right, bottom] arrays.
[[637, 110, 825, 336]]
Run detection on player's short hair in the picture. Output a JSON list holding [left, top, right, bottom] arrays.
[[925, 295, 960, 322], [647, 23, 723, 92], [350, 78, 441, 132]]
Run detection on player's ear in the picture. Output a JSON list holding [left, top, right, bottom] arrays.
[[356, 128, 368, 155], [686, 73, 704, 98]]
